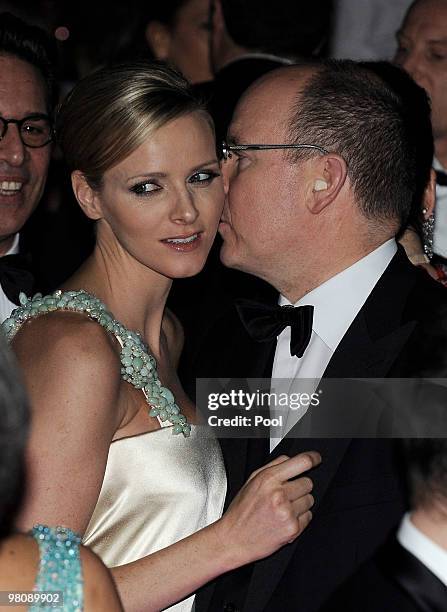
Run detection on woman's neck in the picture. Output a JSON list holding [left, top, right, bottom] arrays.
[[436, 137, 447, 170], [61, 245, 172, 359]]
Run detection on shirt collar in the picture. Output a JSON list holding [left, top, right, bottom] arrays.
[[434, 157, 446, 173], [398, 512, 447, 587], [279, 239, 397, 351], [4, 233, 19, 256]]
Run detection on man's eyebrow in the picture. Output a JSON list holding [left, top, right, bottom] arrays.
[[226, 134, 240, 146]]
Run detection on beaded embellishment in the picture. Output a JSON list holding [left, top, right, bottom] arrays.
[[3, 290, 191, 437], [30, 525, 83, 612]]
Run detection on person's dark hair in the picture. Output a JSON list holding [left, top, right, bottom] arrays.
[[0, 331, 29, 539], [0, 12, 57, 111], [364, 61, 434, 236], [100, 1, 194, 66], [402, 439, 447, 509], [288, 60, 433, 230], [141, 0, 192, 26], [220, 0, 333, 58], [56, 60, 209, 190]]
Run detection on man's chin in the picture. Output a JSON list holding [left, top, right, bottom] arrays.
[[219, 244, 245, 272]]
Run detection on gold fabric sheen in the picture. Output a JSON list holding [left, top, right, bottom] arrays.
[[83, 422, 226, 611]]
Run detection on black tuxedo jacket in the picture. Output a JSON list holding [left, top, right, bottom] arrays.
[[192, 248, 447, 612], [321, 536, 447, 612]]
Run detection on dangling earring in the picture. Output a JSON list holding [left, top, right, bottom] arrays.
[[422, 208, 435, 259]]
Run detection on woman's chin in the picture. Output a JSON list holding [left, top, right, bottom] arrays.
[[168, 259, 208, 279]]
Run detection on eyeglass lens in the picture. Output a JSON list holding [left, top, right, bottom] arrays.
[[0, 116, 52, 147]]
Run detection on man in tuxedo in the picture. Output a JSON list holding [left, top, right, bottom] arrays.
[[172, 1, 333, 377], [322, 439, 447, 611], [0, 13, 56, 320], [193, 61, 447, 611], [395, 0, 447, 260]]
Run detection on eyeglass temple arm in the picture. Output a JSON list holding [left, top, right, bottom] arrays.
[[226, 143, 329, 154]]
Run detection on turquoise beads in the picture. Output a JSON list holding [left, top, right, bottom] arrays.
[[3, 290, 191, 437], [30, 525, 83, 612]]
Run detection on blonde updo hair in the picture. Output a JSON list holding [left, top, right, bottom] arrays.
[[56, 60, 209, 189]]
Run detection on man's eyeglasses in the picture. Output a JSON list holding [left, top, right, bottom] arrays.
[[0, 114, 53, 148], [221, 141, 329, 161]]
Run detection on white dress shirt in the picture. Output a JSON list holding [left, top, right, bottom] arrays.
[[270, 238, 397, 451], [0, 233, 20, 323], [397, 512, 447, 587], [433, 158, 447, 258]]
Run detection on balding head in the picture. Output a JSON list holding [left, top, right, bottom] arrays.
[[230, 64, 316, 146], [235, 60, 431, 231]]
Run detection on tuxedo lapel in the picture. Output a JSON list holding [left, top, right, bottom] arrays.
[[379, 539, 447, 612], [325, 247, 419, 379], [220, 336, 276, 501], [244, 438, 351, 612], [195, 336, 276, 612], [323, 308, 416, 379]]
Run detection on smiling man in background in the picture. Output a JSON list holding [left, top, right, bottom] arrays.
[[0, 12, 55, 320]]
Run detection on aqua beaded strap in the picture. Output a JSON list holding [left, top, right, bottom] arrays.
[[2, 290, 191, 437]]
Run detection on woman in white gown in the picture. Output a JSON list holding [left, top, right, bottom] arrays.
[[5, 61, 320, 611]]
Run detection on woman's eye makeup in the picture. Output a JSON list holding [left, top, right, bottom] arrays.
[[130, 181, 161, 195], [128, 169, 220, 195], [188, 170, 220, 184]]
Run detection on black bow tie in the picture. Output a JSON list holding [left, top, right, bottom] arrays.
[[0, 253, 34, 306], [235, 298, 314, 358], [436, 170, 447, 186]]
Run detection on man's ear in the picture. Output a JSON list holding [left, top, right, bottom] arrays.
[[145, 21, 171, 60], [307, 155, 348, 214], [71, 171, 103, 220], [422, 168, 436, 219]]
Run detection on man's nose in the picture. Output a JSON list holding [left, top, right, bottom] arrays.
[[0, 124, 26, 167], [221, 159, 234, 194], [399, 51, 424, 84]]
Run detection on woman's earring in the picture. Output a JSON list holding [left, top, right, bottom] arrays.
[[422, 209, 435, 260]]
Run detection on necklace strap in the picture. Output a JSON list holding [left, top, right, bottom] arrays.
[[3, 289, 191, 438]]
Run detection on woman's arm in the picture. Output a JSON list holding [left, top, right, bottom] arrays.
[[13, 313, 123, 533], [81, 546, 123, 611]]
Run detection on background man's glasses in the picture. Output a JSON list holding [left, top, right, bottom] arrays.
[[0, 114, 53, 148], [221, 141, 329, 161]]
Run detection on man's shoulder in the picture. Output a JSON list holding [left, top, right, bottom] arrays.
[[320, 539, 422, 612]]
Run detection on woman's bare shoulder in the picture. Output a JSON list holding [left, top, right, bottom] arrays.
[[10, 310, 124, 439], [11, 310, 121, 380]]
